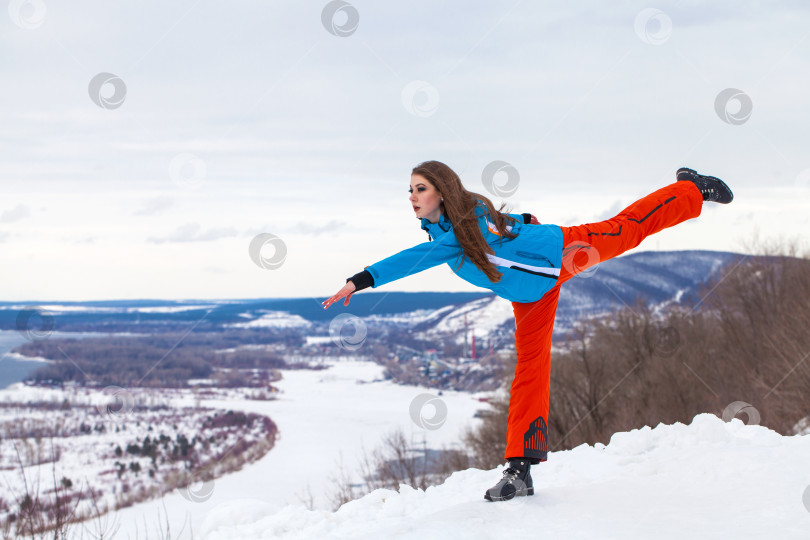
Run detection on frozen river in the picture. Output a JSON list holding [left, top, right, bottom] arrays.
[[72, 358, 488, 539]]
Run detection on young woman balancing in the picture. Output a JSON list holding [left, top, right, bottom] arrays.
[[321, 160, 733, 502]]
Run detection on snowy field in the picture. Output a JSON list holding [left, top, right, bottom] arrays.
[[199, 414, 810, 540], [64, 359, 487, 539], [3, 358, 809, 539]]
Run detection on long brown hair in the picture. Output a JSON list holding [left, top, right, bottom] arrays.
[[412, 160, 519, 283]]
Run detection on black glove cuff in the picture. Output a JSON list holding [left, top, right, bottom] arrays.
[[346, 269, 375, 292], [521, 213, 532, 224]]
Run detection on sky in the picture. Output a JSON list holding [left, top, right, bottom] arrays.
[[1, 0, 809, 301]]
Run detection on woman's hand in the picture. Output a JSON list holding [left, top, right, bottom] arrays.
[[322, 281, 357, 309], [529, 214, 540, 225]]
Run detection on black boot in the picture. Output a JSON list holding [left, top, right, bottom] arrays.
[[676, 167, 734, 204], [484, 458, 534, 501]]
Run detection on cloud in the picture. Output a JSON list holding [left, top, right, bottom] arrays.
[[202, 266, 229, 274], [147, 223, 239, 244], [0, 204, 30, 223], [134, 197, 175, 216], [59, 235, 97, 244], [295, 219, 347, 237], [595, 200, 624, 221]]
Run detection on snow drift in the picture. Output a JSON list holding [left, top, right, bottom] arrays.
[[199, 413, 810, 539]]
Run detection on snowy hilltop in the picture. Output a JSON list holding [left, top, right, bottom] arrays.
[[198, 413, 810, 539]]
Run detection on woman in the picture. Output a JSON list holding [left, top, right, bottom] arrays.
[[322, 160, 733, 502]]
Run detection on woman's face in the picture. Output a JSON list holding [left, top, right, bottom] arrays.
[[409, 174, 443, 223]]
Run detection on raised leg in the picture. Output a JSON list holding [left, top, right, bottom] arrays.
[[557, 181, 703, 285]]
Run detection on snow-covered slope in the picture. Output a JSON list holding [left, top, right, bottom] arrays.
[[199, 414, 810, 539], [414, 295, 515, 344], [408, 250, 742, 343]]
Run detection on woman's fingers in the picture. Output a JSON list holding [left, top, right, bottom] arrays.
[[327, 294, 342, 308], [322, 293, 340, 309], [323, 282, 357, 309]]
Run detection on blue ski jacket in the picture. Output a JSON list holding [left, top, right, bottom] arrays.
[[353, 202, 564, 303]]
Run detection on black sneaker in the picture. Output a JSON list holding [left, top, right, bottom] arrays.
[[484, 458, 534, 501], [676, 167, 734, 204]]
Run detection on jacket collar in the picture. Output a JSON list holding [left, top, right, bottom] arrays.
[[420, 212, 452, 233]]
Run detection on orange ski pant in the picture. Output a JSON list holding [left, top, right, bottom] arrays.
[[504, 181, 704, 463]]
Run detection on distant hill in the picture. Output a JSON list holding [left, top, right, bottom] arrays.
[[0, 250, 744, 336], [408, 250, 743, 344], [553, 249, 742, 329]]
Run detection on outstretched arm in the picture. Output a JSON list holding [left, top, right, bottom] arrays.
[[323, 236, 462, 309]]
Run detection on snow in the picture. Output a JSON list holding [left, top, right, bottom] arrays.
[[227, 310, 313, 329], [198, 414, 810, 540], [4, 358, 808, 539], [127, 305, 218, 313], [1, 351, 54, 364], [305, 335, 334, 345], [363, 308, 443, 325], [0, 304, 218, 314], [418, 296, 515, 344], [78, 359, 486, 539]]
